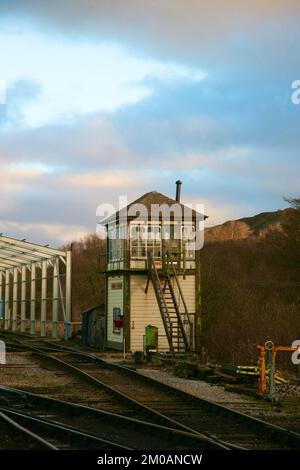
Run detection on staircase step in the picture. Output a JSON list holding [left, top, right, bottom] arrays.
[[150, 264, 191, 353]]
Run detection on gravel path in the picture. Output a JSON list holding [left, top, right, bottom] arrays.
[[139, 368, 250, 404], [139, 367, 300, 433]]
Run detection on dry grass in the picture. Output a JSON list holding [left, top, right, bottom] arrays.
[[201, 239, 300, 366]]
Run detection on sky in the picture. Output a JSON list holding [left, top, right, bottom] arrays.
[[0, 0, 299, 246]]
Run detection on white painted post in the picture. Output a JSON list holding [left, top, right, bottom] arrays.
[[52, 259, 59, 338], [0, 340, 6, 364], [12, 267, 18, 331], [21, 265, 26, 333], [30, 263, 36, 335], [41, 259, 47, 337], [65, 251, 72, 340], [4, 270, 10, 330]]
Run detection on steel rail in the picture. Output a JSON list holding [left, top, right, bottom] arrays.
[[5, 342, 234, 449], [0, 409, 57, 450], [30, 341, 300, 450], [0, 385, 222, 450], [3, 332, 300, 449], [0, 407, 132, 450]]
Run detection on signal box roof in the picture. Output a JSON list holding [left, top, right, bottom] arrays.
[[100, 191, 207, 225]]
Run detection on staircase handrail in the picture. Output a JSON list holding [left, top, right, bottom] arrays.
[[165, 252, 193, 340], [147, 253, 173, 350]]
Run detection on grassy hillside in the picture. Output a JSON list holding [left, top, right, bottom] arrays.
[[201, 239, 300, 365], [202, 204, 300, 365], [205, 208, 296, 242]]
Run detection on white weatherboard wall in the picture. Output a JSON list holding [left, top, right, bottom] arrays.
[[172, 275, 196, 313], [107, 275, 123, 344], [173, 275, 196, 349], [130, 275, 196, 352], [130, 275, 168, 352]]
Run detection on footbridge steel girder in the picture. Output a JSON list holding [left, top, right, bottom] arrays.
[[0, 234, 72, 339]]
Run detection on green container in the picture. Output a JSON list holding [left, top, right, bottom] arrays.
[[145, 324, 158, 350]]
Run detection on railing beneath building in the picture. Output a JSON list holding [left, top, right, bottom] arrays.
[[101, 249, 196, 273]]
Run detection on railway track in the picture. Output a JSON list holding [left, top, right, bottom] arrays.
[[0, 385, 221, 450], [0, 406, 131, 450], [2, 331, 300, 450], [0, 409, 56, 449], [3, 341, 237, 449], [1, 333, 233, 449]]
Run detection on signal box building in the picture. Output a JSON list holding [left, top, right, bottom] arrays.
[[101, 182, 206, 353]]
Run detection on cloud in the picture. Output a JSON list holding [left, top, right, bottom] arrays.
[[0, 220, 89, 246], [65, 170, 150, 189], [0, 73, 297, 246], [0, 1, 299, 244], [0, 29, 206, 127], [1, 0, 299, 76], [0, 79, 42, 126]]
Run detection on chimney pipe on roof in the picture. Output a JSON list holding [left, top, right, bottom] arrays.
[[175, 180, 182, 203]]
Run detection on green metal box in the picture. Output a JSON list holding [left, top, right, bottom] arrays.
[[145, 324, 158, 350]]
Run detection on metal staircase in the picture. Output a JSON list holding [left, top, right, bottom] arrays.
[[147, 253, 192, 352]]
